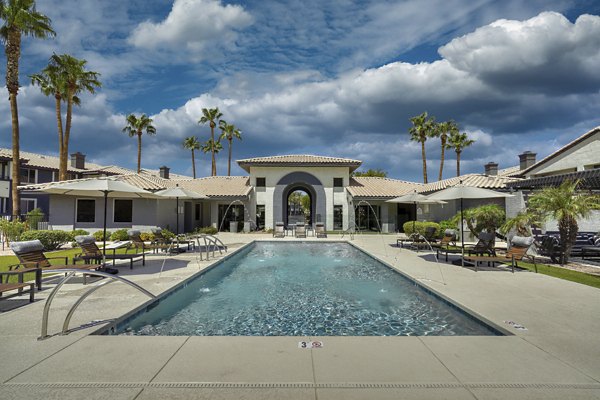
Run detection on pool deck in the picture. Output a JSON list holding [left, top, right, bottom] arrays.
[[1, 233, 599, 400]]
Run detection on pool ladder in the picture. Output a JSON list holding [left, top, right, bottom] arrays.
[[38, 269, 156, 340]]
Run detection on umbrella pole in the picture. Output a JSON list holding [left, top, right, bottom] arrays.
[[413, 202, 416, 236], [176, 197, 179, 235], [460, 198, 465, 268], [103, 191, 108, 267]]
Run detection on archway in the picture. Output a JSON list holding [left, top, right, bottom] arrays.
[[286, 187, 312, 226], [273, 172, 326, 228]]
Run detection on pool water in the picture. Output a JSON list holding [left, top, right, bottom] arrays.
[[115, 242, 501, 336]]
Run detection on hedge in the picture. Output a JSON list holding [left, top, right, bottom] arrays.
[[402, 221, 441, 238], [19, 230, 73, 251]]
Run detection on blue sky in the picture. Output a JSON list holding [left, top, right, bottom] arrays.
[[1, 0, 600, 181]]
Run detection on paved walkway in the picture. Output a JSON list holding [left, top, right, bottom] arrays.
[[0, 233, 599, 399]]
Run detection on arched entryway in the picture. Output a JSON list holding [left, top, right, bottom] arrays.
[[286, 187, 312, 226], [273, 172, 326, 228]]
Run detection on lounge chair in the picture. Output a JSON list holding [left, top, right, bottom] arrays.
[[295, 223, 307, 238], [151, 227, 194, 252], [273, 222, 285, 238], [74, 235, 145, 269], [315, 222, 327, 238], [465, 232, 496, 256], [0, 282, 35, 303], [464, 236, 536, 273], [9, 240, 101, 288], [127, 229, 171, 254], [432, 229, 457, 249]]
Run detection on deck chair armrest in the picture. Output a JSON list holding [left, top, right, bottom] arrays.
[[45, 256, 69, 264], [8, 261, 39, 270]]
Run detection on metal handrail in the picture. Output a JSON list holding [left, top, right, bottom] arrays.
[[194, 234, 227, 261], [38, 269, 156, 340], [341, 227, 355, 240]]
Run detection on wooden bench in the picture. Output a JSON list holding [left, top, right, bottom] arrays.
[[0, 282, 35, 302]]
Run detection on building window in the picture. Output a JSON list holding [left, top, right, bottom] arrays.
[[355, 204, 380, 232], [333, 178, 343, 187], [195, 203, 201, 221], [218, 204, 244, 232], [20, 168, 36, 184], [20, 198, 37, 214], [113, 199, 133, 223], [333, 205, 343, 230], [76, 199, 95, 223], [256, 205, 265, 230], [256, 177, 266, 187]]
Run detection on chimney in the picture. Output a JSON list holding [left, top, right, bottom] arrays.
[[159, 166, 170, 179], [484, 162, 498, 176], [519, 151, 536, 170], [70, 152, 85, 169]]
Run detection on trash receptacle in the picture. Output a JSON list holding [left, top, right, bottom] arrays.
[[230, 221, 238, 233]]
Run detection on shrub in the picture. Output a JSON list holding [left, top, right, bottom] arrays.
[[72, 229, 89, 237], [161, 229, 176, 241], [402, 221, 440, 237], [0, 219, 26, 244], [197, 226, 218, 235], [110, 229, 129, 241], [93, 230, 111, 241], [438, 219, 457, 236], [140, 232, 154, 241], [26, 208, 45, 230], [20, 230, 73, 251]]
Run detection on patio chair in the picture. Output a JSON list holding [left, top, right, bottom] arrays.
[[74, 235, 145, 269], [0, 281, 35, 303], [273, 222, 285, 238], [9, 240, 101, 288], [151, 227, 194, 252], [295, 223, 307, 238], [127, 229, 171, 254], [315, 222, 327, 238], [464, 235, 536, 273], [465, 232, 496, 256], [432, 229, 457, 249]]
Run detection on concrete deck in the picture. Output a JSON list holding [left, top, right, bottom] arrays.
[[1, 233, 599, 399]]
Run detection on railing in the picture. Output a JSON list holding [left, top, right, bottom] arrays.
[[38, 269, 156, 340]]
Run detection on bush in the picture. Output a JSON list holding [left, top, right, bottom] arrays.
[[438, 219, 457, 236], [110, 229, 129, 241], [72, 229, 90, 237], [20, 230, 73, 251], [402, 221, 440, 237], [197, 226, 218, 235], [161, 229, 176, 241], [0, 219, 26, 244], [93, 230, 111, 241], [26, 208, 45, 230], [140, 232, 154, 241]]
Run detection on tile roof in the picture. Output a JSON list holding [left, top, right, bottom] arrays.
[[518, 126, 600, 176], [416, 173, 522, 194], [346, 177, 422, 198], [237, 154, 362, 172], [0, 148, 106, 173], [497, 166, 521, 177]]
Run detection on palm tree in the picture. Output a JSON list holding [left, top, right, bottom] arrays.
[[182, 136, 201, 178], [409, 112, 435, 183], [31, 53, 101, 181], [1, 0, 55, 217], [528, 180, 600, 264], [434, 120, 456, 181], [446, 129, 474, 177], [201, 139, 223, 172], [218, 120, 242, 176], [198, 107, 223, 176], [122, 114, 156, 173]]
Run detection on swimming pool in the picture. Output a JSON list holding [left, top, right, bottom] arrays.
[[109, 242, 502, 336]]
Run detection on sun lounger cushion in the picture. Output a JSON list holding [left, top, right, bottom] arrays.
[[10, 240, 44, 254], [511, 236, 534, 247], [128, 229, 141, 237], [75, 235, 96, 245], [151, 227, 162, 234]]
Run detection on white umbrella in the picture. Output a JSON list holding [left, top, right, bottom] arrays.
[[154, 184, 208, 235], [427, 183, 513, 266], [387, 190, 446, 234], [42, 177, 158, 255]]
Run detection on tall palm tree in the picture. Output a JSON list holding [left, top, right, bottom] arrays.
[[529, 180, 600, 264], [1, 0, 54, 218], [409, 112, 435, 184], [446, 129, 474, 177], [122, 114, 156, 173], [201, 139, 223, 172], [31, 53, 101, 181], [434, 120, 456, 181], [198, 107, 223, 176], [182, 136, 201, 178], [218, 120, 242, 176]]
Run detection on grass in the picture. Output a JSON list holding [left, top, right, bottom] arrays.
[[517, 261, 600, 289]]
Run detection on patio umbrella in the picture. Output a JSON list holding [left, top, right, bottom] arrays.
[[427, 182, 513, 266], [154, 184, 208, 235], [387, 190, 446, 234], [42, 177, 158, 256]]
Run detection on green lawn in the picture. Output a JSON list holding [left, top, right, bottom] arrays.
[[517, 261, 600, 289]]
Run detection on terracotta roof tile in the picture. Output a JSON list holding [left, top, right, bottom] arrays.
[[416, 173, 522, 194], [237, 154, 362, 172], [347, 177, 422, 198]]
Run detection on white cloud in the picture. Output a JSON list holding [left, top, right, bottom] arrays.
[[128, 0, 253, 59]]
